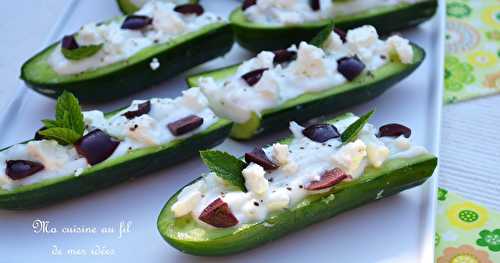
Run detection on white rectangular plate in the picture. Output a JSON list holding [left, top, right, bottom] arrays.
[[0, 1, 444, 262]]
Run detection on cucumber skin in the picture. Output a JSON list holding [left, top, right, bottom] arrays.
[[117, 0, 200, 15], [158, 154, 437, 256], [20, 24, 233, 103], [187, 45, 425, 140], [0, 121, 232, 210], [230, 0, 438, 52]]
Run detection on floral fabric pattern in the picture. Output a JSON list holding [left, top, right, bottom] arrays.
[[445, 0, 500, 104], [436, 188, 499, 262]]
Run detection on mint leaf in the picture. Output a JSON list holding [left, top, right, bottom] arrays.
[[41, 119, 61, 129], [341, 110, 375, 144], [310, 21, 335, 48], [200, 150, 247, 192], [38, 91, 85, 144], [55, 91, 85, 134], [62, 44, 102, 61], [38, 127, 82, 145]]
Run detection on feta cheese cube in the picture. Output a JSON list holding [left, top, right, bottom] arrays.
[[241, 199, 266, 221], [272, 143, 289, 165], [282, 161, 299, 174], [366, 143, 390, 168], [293, 42, 327, 78], [171, 190, 202, 217], [180, 88, 209, 111], [149, 58, 160, 71], [78, 23, 103, 46], [152, 7, 186, 35], [324, 31, 344, 51], [331, 139, 367, 175], [242, 163, 269, 195], [346, 25, 378, 48], [386, 35, 414, 64], [127, 115, 162, 146]]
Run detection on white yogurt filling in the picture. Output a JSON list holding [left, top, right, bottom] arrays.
[[171, 115, 429, 227], [197, 25, 414, 123], [0, 88, 219, 190], [244, 0, 424, 25], [48, 1, 222, 75]]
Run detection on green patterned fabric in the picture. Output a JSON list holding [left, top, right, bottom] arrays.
[[435, 188, 499, 262], [444, 0, 500, 104]]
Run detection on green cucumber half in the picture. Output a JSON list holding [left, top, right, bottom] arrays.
[[117, 0, 199, 15], [157, 113, 438, 256], [21, 21, 233, 103], [187, 44, 425, 140], [230, 0, 438, 52], [0, 117, 232, 210]]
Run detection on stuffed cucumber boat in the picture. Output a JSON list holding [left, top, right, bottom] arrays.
[[231, 0, 437, 52], [21, 1, 233, 102], [188, 25, 425, 140], [117, 0, 199, 15], [0, 90, 231, 209], [157, 112, 438, 255]]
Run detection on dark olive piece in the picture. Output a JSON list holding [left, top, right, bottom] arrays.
[[174, 4, 204, 16], [378, 123, 411, 138], [6, 160, 45, 180], [123, 101, 151, 120], [305, 168, 349, 191], [245, 148, 279, 170], [74, 129, 120, 165], [199, 198, 238, 228], [121, 15, 153, 30], [302, 124, 340, 143], [167, 115, 204, 136], [310, 0, 320, 11], [334, 27, 347, 43], [61, 35, 79, 50], [241, 68, 268, 86], [337, 56, 366, 81], [242, 0, 257, 10], [273, 49, 297, 64]]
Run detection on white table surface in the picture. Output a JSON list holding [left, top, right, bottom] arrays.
[[0, 0, 498, 261]]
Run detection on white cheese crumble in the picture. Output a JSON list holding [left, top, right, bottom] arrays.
[[244, 0, 424, 25], [0, 88, 219, 190], [150, 57, 160, 70], [48, 1, 222, 75], [198, 25, 414, 124], [171, 115, 429, 227]]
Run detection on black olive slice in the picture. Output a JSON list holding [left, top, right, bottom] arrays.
[[302, 124, 340, 143], [121, 15, 153, 30], [167, 115, 204, 136], [123, 101, 151, 120], [245, 148, 278, 170], [273, 49, 297, 64], [174, 4, 204, 16], [61, 35, 79, 50], [74, 129, 120, 165], [199, 198, 238, 228], [337, 56, 366, 81], [378, 124, 411, 138], [6, 160, 44, 180], [241, 68, 268, 86], [305, 168, 349, 190], [242, 0, 257, 10]]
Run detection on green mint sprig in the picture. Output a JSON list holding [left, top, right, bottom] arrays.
[[200, 150, 247, 192], [38, 91, 85, 145]]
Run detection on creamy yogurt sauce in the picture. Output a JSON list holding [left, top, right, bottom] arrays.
[[48, 1, 221, 75], [171, 115, 428, 227], [0, 88, 219, 190], [244, 0, 423, 25], [198, 25, 414, 123]]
